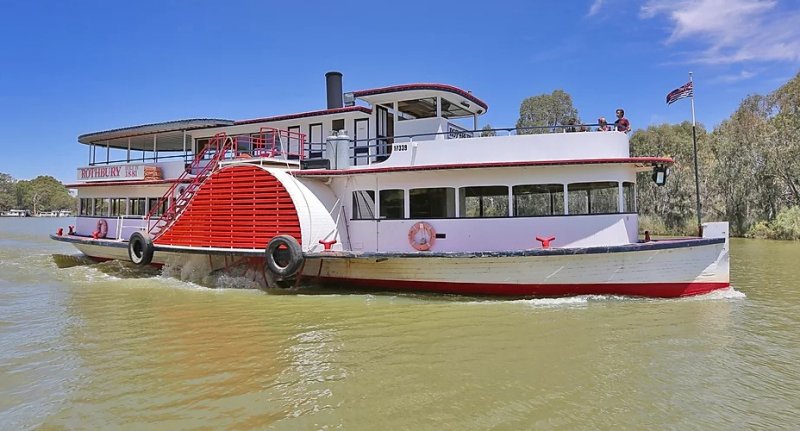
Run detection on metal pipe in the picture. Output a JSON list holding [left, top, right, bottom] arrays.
[[325, 71, 343, 109]]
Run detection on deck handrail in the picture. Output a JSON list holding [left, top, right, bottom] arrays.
[[301, 122, 626, 165]]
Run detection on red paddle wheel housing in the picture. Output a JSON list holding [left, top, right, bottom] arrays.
[[154, 165, 302, 249]]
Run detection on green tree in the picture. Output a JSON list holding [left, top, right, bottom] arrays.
[[768, 71, 800, 206], [631, 122, 710, 232], [0, 172, 16, 211], [15, 176, 74, 214], [480, 124, 496, 137], [705, 96, 775, 235], [516, 90, 578, 134]]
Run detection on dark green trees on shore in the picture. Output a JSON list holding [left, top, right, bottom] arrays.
[[0, 173, 75, 214], [635, 72, 800, 239]]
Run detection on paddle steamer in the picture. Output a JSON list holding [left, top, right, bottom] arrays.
[[51, 72, 730, 297]]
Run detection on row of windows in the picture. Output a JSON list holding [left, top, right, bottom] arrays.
[[79, 198, 168, 217], [352, 182, 635, 219]]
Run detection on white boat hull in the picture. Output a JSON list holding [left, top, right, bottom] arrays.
[[301, 239, 729, 297], [52, 222, 729, 298]]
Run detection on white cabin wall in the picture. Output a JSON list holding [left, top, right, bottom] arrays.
[[363, 131, 632, 169], [188, 113, 371, 142], [331, 175, 378, 252], [74, 184, 172, 238], [328, 165, 640, 252], [394, 118, 448, 142]]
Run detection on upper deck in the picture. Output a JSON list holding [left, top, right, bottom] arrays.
[[70, 73, 669, 187]]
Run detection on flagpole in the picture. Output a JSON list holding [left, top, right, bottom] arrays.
[[689, 71, 702, 235]]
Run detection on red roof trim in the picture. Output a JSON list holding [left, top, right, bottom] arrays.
[[292, 157, 674, 176], [235, 106, 372, 125], [352, 83, 489, 111], [66, 179, 191, 188]]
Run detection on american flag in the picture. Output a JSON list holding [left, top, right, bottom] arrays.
[[666, 81, 693, 105]]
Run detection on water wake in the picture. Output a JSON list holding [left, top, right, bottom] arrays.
[[51, 254, 96, 269]]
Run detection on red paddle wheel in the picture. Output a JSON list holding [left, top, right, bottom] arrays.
[[154, 165, 302, 249]]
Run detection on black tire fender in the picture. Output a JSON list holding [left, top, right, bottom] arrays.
[[128, 231, 154, 265], [265, 235, 304, 278]]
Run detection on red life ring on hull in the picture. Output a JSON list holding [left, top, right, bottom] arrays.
[[408, 222, 436, 251], [94, 219, 108, 239]]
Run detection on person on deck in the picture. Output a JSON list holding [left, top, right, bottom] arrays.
[[614, 109, 630, 133], [564, 118, 578, 132], [597, 117, 610, 131]]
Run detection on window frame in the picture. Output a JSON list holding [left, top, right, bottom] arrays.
[[379, 189, 405, 219], [458, 185, 509, 218], [409, 187, 456, 219], [351, 190, 376, 220], [567, 182, 620, 215], [512, 184, 565, 217]]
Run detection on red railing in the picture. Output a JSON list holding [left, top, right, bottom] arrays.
[[144, 127, 306, 240], [146, 133, 233, 239], [250, 127, 306, 159]]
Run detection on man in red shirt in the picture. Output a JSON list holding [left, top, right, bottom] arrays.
[[614, 108, 630, 133]]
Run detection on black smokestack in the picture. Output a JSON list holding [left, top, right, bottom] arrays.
[[325, 71, 343, 109]]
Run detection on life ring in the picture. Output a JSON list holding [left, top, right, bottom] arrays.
[[408, 222, 436, 251], [128, 231, 154, 265], [265, 235, 304, 278], [95, 219, 108, 239]]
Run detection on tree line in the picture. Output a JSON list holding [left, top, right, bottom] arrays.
[[0, 173, 76, 214], [510, 71, 800, 239]]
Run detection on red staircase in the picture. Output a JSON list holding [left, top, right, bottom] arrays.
[[146, 133, 234, 239]]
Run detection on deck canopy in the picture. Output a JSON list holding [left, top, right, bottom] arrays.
[[78, 119, 234, 151], [352, 84, 489, 118]]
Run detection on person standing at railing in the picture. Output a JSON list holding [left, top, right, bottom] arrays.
[[614, 109, 631, 133], [596, 117, 610, 131], [564, 118, 579, 133]]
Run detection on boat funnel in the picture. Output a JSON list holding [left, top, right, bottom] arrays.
[[325, 71, 343, 109]]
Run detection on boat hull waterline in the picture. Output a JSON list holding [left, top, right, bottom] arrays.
[[52, 234, 729, 298]]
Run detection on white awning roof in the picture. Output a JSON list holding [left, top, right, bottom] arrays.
[[78, 119, 234, 151]]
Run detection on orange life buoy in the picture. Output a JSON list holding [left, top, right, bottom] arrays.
[[408, 222, 436, 251], [95, 219, 108, 239]]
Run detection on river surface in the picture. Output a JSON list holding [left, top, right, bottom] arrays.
[[1, 218, 799, 430]]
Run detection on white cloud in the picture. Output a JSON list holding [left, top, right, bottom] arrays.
[[716, 70, 757, 83], [588, 0, 605, 16], [641, 0, 800, 64]]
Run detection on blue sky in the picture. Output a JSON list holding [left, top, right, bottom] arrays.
[[1, 0, 798, 182]]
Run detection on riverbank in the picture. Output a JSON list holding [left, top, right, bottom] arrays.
[[640, 212, 800, 240]]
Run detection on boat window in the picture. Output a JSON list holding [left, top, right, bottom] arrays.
[[513, 184, 565, 216], [308, 123, 324, 159], [380, 189, 405, 219], [459, 186, 508, 218], [623, 182, 636, 212], [352, 190, 376, 220], [109, 198, 126, 216], [148, 198, 167, 217], [567, 182, 619, 215], [129, 198, 146, 216], [397, 98, 437, 121], [196, 138, 211, 158], [79, 198, 93, 216], [441, 98, 472, 119], [410, 187, 456, 218], [94, 198, 110, 217]]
